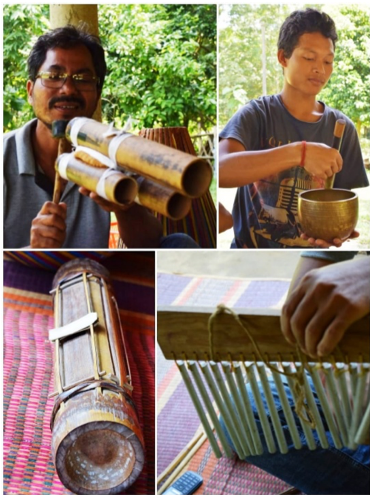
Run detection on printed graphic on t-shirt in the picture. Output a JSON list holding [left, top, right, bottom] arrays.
[[237, 168, 323, 248]]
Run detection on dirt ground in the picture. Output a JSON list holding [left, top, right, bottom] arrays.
[[157, 250, 301, 279]]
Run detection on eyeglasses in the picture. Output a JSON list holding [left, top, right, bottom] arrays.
[[35, 71, 99, 90]]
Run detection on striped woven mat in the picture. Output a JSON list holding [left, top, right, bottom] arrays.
[[157, 272, 293, 494], [3, 253, 155, 495]]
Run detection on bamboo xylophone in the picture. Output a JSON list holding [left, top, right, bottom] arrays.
[[158, 304, 370, 459]]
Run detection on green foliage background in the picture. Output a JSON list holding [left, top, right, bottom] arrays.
[[219, 3, 370, 141], [3, 4, 216, 134]]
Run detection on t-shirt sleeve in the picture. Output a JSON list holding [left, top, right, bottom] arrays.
[[301, 251, 357, 262], [219, 102, 263, 151]]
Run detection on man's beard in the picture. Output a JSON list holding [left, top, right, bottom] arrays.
[[37, 95, 90, 129]]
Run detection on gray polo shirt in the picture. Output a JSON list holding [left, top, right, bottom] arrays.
[[3, 119, 110, 248]]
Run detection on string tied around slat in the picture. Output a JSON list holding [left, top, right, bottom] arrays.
[[208, 303, 316, 427]]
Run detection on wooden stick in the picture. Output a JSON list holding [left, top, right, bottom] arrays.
[[53, 137, 70, 203], [52, 121, 71, 203], [157, 432, 207, 495], [157, 428, 205, 486]]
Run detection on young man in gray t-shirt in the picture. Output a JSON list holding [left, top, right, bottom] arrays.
[[219, 8, 368, 249]]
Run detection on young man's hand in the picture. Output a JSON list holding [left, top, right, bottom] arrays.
[[30, 201, 67, 248], [303, 143, 342, 179], [300, 230, 360, 248], [281, 256, 370, 358]]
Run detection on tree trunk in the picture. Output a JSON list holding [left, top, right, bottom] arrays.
[[49, 4, 101, 121], [50, 5, 98, 35]]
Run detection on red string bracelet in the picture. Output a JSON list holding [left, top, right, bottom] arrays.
[[300, 141, 306, 167]]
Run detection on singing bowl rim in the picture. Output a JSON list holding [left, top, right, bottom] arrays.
[[55, 420, 145, 495], [298, 188, 358, 204]]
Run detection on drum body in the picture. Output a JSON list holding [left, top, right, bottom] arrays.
[[50, 259, 144, 495]]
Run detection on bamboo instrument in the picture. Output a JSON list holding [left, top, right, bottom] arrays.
[[138, 126, 216, 248], [158, 303, 370, 459], [50, 259, 144, 495], [57, 152, 138, 205], [65, 118, 212, 198]]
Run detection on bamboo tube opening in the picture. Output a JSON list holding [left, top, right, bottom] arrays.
[[65, 428, 135, 489], [182, 159, 213, 197], [55, 419, 144, 495], [113, 178, 138, 205], [167, 194, 192, 221]]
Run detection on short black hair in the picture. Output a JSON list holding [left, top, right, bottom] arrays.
[[278, 8, 338, 58], [27, 25, 107, 90]]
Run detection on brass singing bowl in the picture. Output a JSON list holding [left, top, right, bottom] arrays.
[[298, 189, 359, 242]]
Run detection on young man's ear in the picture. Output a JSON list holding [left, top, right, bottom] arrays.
[[26, 80, 34, 105], [277, 49, 288, 69]]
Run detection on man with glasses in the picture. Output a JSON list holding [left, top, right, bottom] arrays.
[[4, 26, 198, 249]]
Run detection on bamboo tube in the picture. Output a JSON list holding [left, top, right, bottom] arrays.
[[309, 366, 343, 449], [234, 363, 263, 455], [188, 361, 233, 458], [299, 365, 329, 449], [355, 402, 370, 445], [221, 362, 255, 455], [270, 364, 302, 451], [51, 260, 144, 494], [200, 362, 245, 459], [349, 363, 359, 400], [348, 364, 369, 449], [322, 364, 349, 447], [257, 364, 288, 454], [65, 118, 212, 198], [136, 177, 191, 220], [210, 362, 251, 457], [176, 361, 222, 458], [282, 363, 317, 451], [335, 363, 353, 430], [57, 154, 137, 205], [246, 364, 277, 454]]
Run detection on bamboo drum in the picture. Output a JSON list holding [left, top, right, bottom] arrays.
[[50, 259, 144, 495]]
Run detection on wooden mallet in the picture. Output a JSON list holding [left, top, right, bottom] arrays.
[[52, 120, 71, 203]]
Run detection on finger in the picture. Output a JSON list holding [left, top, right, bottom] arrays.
[[35, 214, 66, 232], [31, 235, 63, 249], [349, 230, 360, 239], [281, 287, 307, 346], [78, 186, 91, 197], [280, 307, 296, 346], [39, 201, 67, 219], [314, 238, 336, 248], [31, 224, 65, 241], [316, 317, 351, 357], [288, 295, 318, 352], [331, 238, 343, 247], [303, 309, 337, 357]]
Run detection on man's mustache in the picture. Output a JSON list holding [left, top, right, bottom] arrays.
[[49, 96, 85, 109]]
